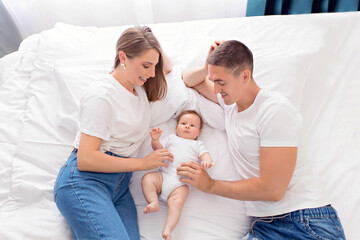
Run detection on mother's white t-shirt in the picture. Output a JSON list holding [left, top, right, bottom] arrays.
[[74, 74, 150, 157]]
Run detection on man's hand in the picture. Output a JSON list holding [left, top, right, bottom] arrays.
[[177, 162, 214, 193], [205, 40, 226, 69]]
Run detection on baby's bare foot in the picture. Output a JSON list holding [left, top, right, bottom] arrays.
[[144, 201, 160, 214], [162, 229, 171, 240]]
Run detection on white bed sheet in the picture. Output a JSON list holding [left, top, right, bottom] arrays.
[[0, 12, 360, 239]]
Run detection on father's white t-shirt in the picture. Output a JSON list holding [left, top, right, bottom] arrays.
[[74, 74, 150, 157], [218, 89, 328, 217]]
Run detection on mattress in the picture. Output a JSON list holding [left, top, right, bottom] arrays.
[[0, 12, 359, 239]]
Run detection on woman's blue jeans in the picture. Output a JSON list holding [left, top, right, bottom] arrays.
[[241, 205, 346, 240], [54, 149, 140, 240]]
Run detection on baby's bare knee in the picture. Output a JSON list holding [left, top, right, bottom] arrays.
[[167, 186, 189, 208], [142, 171, 160, 182], [142, 172, 162, 191]]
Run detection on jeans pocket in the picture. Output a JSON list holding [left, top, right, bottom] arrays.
[[304, 217, 344, 240], [54, 163, 68, 200]]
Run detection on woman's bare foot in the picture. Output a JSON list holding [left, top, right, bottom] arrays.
[[144, 201, 160, 214]]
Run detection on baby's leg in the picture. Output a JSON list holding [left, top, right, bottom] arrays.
[[162, 185, 190, 240], [141, 171, 163, 214]]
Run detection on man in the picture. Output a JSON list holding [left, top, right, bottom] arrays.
[[177, 40, 345, 239]]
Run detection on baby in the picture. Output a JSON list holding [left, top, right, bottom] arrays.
[[141, 110, 213, 240]]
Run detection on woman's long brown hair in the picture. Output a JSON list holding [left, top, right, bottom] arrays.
[[114, 26, 167, 101]]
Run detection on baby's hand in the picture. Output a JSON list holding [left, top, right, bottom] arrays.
[[150, 128, 162, 140], [201, 160, 214, 169]]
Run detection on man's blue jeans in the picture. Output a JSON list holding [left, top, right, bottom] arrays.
[[241, 205, 346, 240], [54, 149, 140, 240]]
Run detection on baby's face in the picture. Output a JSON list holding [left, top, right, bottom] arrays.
[[176, 113, 201, 140]]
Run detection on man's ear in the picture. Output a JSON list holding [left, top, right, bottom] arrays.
[[242, 69, 251, 83]]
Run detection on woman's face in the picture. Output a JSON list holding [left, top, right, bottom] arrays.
[[125, 48, 159, 87]]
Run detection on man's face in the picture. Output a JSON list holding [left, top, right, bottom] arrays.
[[208, 65, 243, 105]]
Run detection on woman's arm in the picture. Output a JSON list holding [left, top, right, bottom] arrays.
[[77, 133, 173, 173], [178, 147, 297, 201], [162, 51, 173, 75]]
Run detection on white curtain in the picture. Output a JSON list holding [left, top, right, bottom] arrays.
[[2, 0, 247, 39], [0, 1, 23, 57]]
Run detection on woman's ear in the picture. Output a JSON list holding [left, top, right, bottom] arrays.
[[118, 51, 127, 64]]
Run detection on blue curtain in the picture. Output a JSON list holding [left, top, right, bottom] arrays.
[[246, 0, 267, 16], [336, 0, 359, 11], [246, 0, 360, 16]]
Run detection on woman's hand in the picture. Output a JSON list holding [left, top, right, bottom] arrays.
[[177, 162, 214, 193], [142, 149, 173, 171]]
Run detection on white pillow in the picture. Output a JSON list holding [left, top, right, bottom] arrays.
[[34, 23, 97, 70], [54, 59, 113, 134], [183, 89, 225, 131], [54, 60, 189, 133], [149, 66, 189, 126]]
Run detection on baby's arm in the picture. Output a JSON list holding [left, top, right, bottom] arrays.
[[150, 128, 164, 150], [200, 152, 214, 169]]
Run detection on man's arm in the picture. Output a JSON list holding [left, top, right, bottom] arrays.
[[182, 40, 226, 104], [182, 66, 218, 103], [177, 147, 297, 201]]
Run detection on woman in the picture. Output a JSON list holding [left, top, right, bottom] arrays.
[[54, 26, 174, 240]]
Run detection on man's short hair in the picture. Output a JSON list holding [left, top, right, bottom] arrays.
[[207, 40, 253, 76]]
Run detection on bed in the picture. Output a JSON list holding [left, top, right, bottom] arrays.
[[0, 11, 359, 239]]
